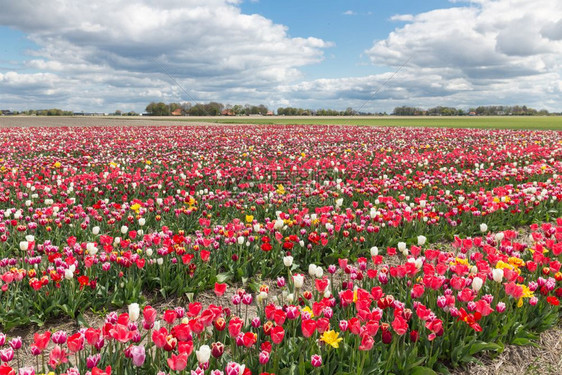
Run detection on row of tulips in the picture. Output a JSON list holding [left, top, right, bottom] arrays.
[[0, 221, 560, 374]]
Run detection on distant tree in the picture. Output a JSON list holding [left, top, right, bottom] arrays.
[[232, 105, 244, 115], [146, 102, 170, 116], [169, 103, 182, 113], [393, 106, 421, 116], [114, 110, 122, 116], [181, 102, 192, 113]]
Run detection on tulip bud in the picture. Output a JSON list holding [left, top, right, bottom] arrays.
[[211, 342, 224, 358], [311, 354, 322, 367], [259, 350, 270, 364], [130, 345, 146, 367], [8, 336, 22, 350], [19, 367, 35, 375]]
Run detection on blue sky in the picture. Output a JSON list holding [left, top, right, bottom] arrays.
[[1, 0, 561, 113]]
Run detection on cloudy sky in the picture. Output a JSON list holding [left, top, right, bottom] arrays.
[[1, 0, 561, 113]]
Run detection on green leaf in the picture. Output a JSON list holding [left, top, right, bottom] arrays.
[[76, 313, 89, 328], [469, 341, 502, 356], [512, 338, 538, 347], [29, 316, 45, 327], [216, 272, 233, 283], [409, 367, 437, 375]]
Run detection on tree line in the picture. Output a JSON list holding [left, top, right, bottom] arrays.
[[145, 102, 271, 116], [392, 105, 553, 116], [2, 103, 557, 117], [144, 102, 380, 116]]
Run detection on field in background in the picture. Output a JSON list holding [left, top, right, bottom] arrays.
[[148, 115, 562, 130], [2, 115, 562, 130]]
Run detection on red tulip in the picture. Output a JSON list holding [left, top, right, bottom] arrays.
[[270, 326, 285, 344], [301, 319, 316, 338], [67, 332, 84, 353], [33, 331, 51, 351], [167, 352, 188, 371], [92, 366, 112, 375], [214, 282, 227, 296]]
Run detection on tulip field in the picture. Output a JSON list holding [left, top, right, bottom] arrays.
[[0, 122, 561, 375]]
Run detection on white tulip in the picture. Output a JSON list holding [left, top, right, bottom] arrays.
[[480, 223, 488, 233], [19, 241, 28, 251], [495, 232, 504, 242], [196, 345, 211, 364], [417, 235, 427, 246], [120, 226, 128, 234], [283, 256, 293, 267], [92, 226, 100, 235], [370, 246, 379, 256], [308, 264, 318, 277], [293, 274, 304, 289], [274, 219, 284, 230], [26, 235, 35, 242], [138, 218, 145, 226], [397, 242, 407, 252], [128, 303, 140, 322], [257, 291, 268, 303], [472, 277, 483, 292], [315, 267, 323, 278], [64, 269, 74, 280], [492, 268, 504, 283]]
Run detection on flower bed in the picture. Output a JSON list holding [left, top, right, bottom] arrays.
[[1, 223, 561, 374], [0, 125, 560, 374]]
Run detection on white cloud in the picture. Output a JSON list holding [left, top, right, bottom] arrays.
[[0, 0, 331, 111], [362, 0, 562, 111], [343, 10, 356, 16], [390, 14, 414, 22]]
